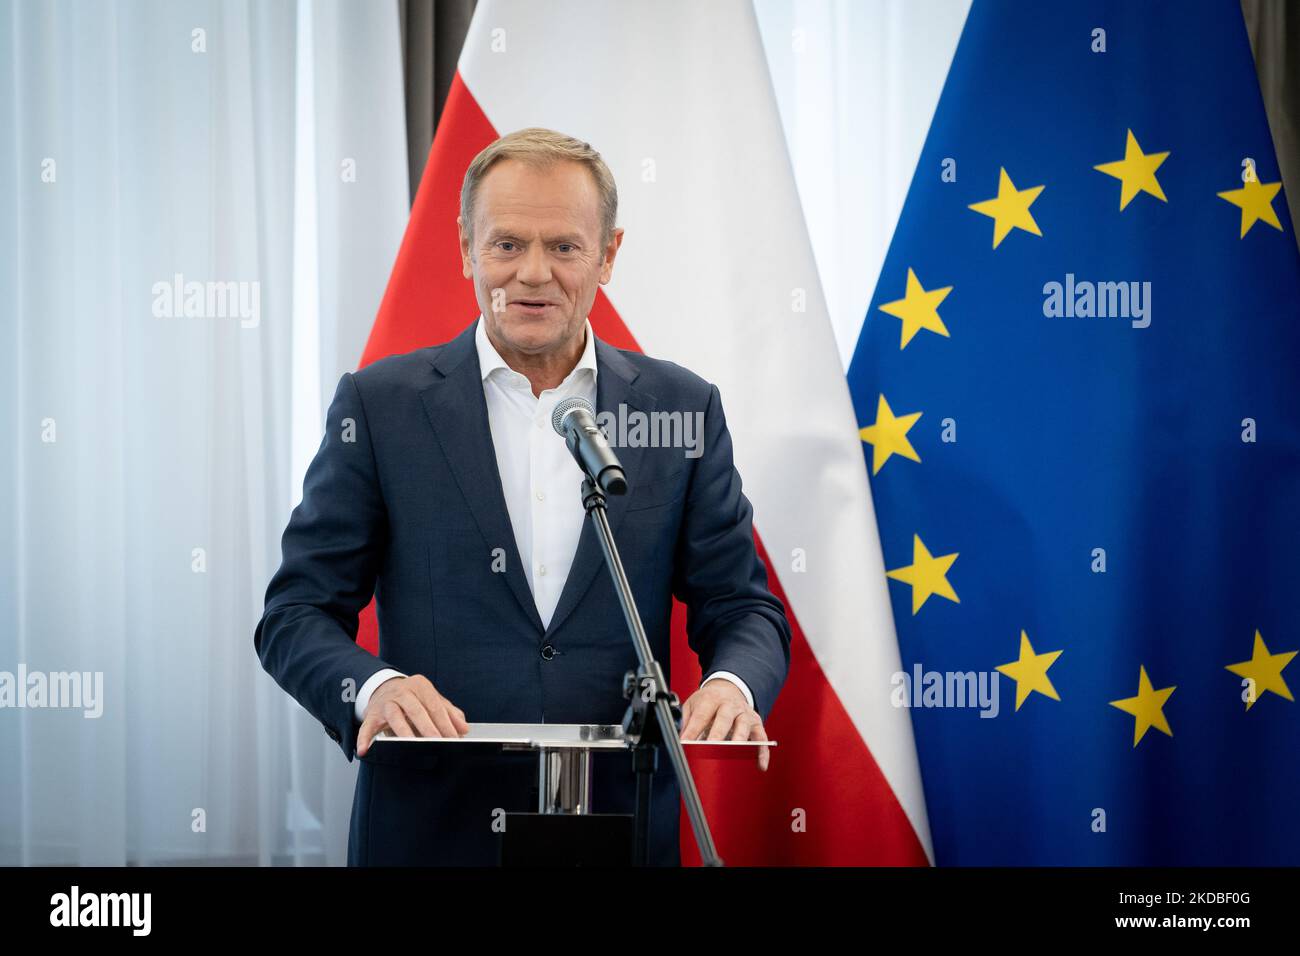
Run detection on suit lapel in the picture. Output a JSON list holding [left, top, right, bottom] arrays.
[[419, 322, 546, 636], [543, 338, 657, 640]]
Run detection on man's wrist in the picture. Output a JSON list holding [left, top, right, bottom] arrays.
[[702, 671, 754, 710], [355, 668, 406, 723]]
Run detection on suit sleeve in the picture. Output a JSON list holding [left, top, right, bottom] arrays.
[[671, 383, 792, 719], [254, 371, 396, 760]]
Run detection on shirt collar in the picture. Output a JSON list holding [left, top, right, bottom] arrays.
[[474, 314, 598, 390]]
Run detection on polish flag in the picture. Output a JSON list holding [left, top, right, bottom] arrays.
[[358, 0, 931, 865]]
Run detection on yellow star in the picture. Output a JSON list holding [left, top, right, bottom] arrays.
[[878, 268, 953, 349], [1225, 630, 1296, 711], [995, 630, 1063, 711], [1109, 665, 1176, 747], [858, 394, 921, 475], [886, 534, 958, 615], [1217, 176, 1283, 238], [968, 167, 1045, 248], [1093, 129, 1169, 210]]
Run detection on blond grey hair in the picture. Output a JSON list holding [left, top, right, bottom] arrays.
[[460, 127, 618, 248]]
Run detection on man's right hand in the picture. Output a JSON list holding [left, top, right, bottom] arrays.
[[356, 674, 470, 757]]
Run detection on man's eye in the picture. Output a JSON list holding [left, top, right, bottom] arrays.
[[496, 241, 517, 252], [556, 244, 575, 253]]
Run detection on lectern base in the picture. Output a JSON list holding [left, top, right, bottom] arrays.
[[500, 812, 634, 867]]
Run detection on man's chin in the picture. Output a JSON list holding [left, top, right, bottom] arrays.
[[498, 318, 575, 353]]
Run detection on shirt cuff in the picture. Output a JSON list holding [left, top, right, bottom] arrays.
[[702, 671, 754, 710], [355, 668, 406, 723]]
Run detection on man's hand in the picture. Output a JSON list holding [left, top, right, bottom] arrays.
[[356, 674, 469, 757], [678, 680, 771, 771]]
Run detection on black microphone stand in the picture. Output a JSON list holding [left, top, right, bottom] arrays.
[[577, 476, 724, 867]]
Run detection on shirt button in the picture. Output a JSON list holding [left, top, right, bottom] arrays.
[[538, 564, 547, 576], [536, 490, 545, 501], [540, 644, 556, 661]]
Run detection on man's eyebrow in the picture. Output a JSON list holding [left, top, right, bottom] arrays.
[[484, 229, 584, 244]]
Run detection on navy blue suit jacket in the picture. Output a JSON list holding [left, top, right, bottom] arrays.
[[254, 319, 791, 865]]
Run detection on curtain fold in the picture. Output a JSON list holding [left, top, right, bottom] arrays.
[[0, 0, 408, 866], [398, 0, 476, 203], [753, 0, 973, 368], [1241, 0, 1300, 241]]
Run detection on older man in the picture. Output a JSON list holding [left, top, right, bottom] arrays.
[[255, 128, 791, 866]]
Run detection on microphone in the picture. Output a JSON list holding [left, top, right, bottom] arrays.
[[551, 397, 627, 495]]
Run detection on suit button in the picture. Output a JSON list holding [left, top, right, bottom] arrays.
[[540, 643, 556, 661]]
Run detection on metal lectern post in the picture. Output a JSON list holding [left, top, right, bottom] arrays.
[[537, 748, 593, 814]]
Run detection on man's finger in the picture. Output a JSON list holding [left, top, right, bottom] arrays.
[[400, 677, 465, 737], [427, 702, 460, 739], [448, 704, 470, 736], [706, 705, 741, 741], [730, 713, 759, 741], [397, 692, 443, 738], [356, 715, 388, 757], [382, 701, 417, 738], [680, 698, 715, 741], [751, 721, 771, 772]]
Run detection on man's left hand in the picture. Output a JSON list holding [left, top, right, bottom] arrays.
[[678, 680, 771, 771]]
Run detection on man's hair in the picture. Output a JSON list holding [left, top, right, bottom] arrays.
[[460, 127, 618, 249]]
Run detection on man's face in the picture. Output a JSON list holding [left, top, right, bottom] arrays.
[[459, 158, 623, 360]]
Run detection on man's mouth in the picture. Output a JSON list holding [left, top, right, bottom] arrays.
[[510, 300, 556, 315]]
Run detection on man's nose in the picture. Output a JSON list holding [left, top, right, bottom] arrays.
[[516, 243, 551, 284]]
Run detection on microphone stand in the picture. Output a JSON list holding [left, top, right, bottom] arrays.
[[578, 476, 724, 867]]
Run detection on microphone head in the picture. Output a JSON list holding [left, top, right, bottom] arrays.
[[551, 396, 595, 436]]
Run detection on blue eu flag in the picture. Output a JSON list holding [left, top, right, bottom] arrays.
[[847, 0, 1300, 864]]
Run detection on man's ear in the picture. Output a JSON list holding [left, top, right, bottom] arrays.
[[599, 227, 625, 285], [457, 216, 473, 279]]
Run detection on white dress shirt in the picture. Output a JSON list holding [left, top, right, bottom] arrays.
[[354, 316, 752, 723]]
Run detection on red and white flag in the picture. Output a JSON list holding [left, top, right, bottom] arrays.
[[358, 0, 931, 865]]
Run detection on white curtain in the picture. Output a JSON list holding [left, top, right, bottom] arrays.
[[0, 0, 408, 865], [754, 0, 971, 367]]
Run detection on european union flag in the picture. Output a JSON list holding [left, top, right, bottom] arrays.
[[847, 0, 1300, 865]]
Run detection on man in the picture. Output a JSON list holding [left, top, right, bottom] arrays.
[[254, 128, 791, 866]]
